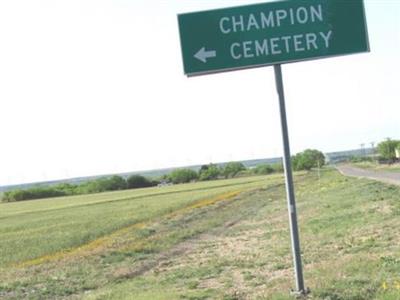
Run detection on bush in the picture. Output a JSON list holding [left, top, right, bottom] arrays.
[[292, 149, 325, 171], [77, 176, 127, 194], [127, 175, 155, 189], [272, 162, 284, 173], [254, 164, 275, 175], [199, 164, 220, 181], [168, 169, 198, 184], [222, 162, 246, 178], [106, 176, 128, 190]]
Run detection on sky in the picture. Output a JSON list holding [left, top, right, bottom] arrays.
[[0, 0, 399, 186]]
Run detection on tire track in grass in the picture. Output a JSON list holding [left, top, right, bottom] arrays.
[[16, 190, 246, 268]]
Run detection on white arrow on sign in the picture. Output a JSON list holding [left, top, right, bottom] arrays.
[[194, 47, 217, 63]]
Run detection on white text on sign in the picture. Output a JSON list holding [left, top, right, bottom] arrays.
[[218, 4, 333, 60]]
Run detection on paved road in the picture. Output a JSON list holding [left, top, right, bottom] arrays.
[[336, 165, 400, 186]]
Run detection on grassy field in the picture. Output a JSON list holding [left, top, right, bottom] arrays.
[[1, 170, 400, 299], [0, 176, 270, 267]]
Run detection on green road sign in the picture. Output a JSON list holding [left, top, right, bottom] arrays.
[[178, 0, 369, 76]]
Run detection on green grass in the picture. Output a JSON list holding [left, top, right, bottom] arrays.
[[0, 176, 271, 267], [1, 169, 400, 299]]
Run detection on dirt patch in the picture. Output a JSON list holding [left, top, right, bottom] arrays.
[[133, 206, 293, 299], [113, 242, 193, 280]]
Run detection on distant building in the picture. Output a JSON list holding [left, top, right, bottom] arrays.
[[157, 180, 173, 187], [324, 148, 375, 164], [396, 148, 400, 159]]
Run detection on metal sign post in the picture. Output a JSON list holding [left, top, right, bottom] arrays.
[[274, 64, 305, 294]]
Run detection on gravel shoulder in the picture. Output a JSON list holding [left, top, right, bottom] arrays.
[[336, 164, 400, 186]]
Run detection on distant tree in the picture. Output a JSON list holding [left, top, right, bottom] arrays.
[[2, 189, 27, 202], [199, 164, 210, 173], [199, 164, 220, 181], [292, 149, 325, 171], [103, 176, 127, 191], [222, 162, 246, 178], [377, 139, 400, 162], [53, 183, 79, 195], [79, 176, 127, 193], [254, 164, 274, 175], [127, 175, 154, 189], [168, 169, 198, 184]]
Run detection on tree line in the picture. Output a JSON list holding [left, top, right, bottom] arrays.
[[2, 149, 326, 203], [349, 139, 400, 164], [2, 175, 158, 202]]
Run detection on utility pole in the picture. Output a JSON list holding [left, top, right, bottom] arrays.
[[360, 143, 365, 157]]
